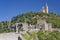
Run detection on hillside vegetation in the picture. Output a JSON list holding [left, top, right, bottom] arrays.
[[11, 11, 60, 28], [21, 31, 60, 40], [0, 11, 60, 33]]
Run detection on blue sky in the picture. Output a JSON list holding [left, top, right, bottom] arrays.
[[0, 0, 60, 21]]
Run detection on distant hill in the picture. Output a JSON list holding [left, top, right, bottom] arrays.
[[11, 11, 60, 28]]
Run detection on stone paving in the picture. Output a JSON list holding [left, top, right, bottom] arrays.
[[0, 32, 20, 40]]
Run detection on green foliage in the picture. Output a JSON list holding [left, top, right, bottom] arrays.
[[21, 31, 60, 40], [11, 11, 37, 24], [21, 33, 32, 40], [0, 28, 14, 33], [11, 11, 60, 28], [37, 31, 60, 40], [46, 12, 60, 28], [0, 22, 3, 28], [22, 32, 38, 40], [37, 31, 47, 40]]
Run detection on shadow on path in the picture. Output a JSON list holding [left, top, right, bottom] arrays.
[[18, 36, 22, 40]]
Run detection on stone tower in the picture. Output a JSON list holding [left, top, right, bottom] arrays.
[[42, 3, 48, 13], [45, 3, 48, 13]]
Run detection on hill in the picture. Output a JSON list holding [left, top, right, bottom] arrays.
[[11, 11, 60, 28]]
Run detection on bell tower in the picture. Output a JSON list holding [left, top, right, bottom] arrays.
[[45, 3, 48, 13]]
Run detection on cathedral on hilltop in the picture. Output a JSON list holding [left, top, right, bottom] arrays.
[[41, 3, 48, 13]]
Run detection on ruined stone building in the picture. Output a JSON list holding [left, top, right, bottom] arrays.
[[15, 19, 52, 33], [36, 20, 52, 31], [15, 22, 29, 33]]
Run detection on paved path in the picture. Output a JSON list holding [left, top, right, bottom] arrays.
[[0, 32, 20, 40]]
